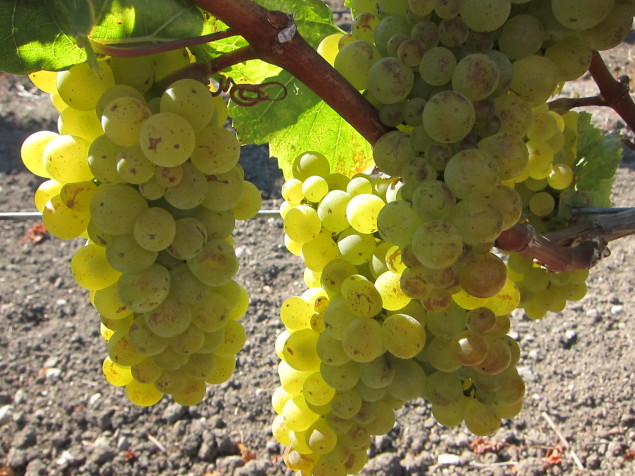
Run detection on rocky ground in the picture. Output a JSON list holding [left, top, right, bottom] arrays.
[[1, 4, 635, 476]]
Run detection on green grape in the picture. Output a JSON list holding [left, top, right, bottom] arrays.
[[337, 229, 376, 266], [139, 112, 195, 167], [411, 220, 464, 270], [33, 180, 63, 212], [272, 386, 293, 415], [190, 291, 229, 332], [169, 323, 205, 355], [317, 190, 352, 233], [411, 180, 455, 221], [128, 316, 169, 356], [426, 337, 462, 372], [304, 372, 336, 407], [373, 130, 416, 177], [317, 33, 344, 66], [346, 194, 385, 234], [164, 162, 208, 210], [102, 356, 133, 387], [466, 307, 497, 334], [191, 125, 240, 175], [398, 38, 426, 68], [21, 130, 58, 178], [334, 40, 381, 90], [320, 259, 357, 296], [316, 333, 350, 367], [529, 191, 556, 217], [100, 96, 152, 147], [438, 17, 469, 48], [217, 280, 249, 320], [197, 329, 226, 355], [399, 266, 431, 299], [154, 369, 188, 394], [160, 78, 214, 131], [284, 205, 322, 244], [59, 181, 97, 216], [308, 419, 338, 455], [71, 244, 121, 290], [426, 302, 466, 337], [154, 165, 183, 188], [444, 148, 499, 199], [459, 252, 507, 299], [151, 48, 191, 81], [167, 217, 207, 260], [109, 55, 155, 93], [579, 1, 634, 50], [492, 368, 525, 406], [382, 313, 425, 359], [43, 134, 93, 183], [29, 70, 58, 93], [486, 185, 522, 231], [105, 233, 158, 273], [527, 140, 555, 179], [374, 271, 411, 312], [302, 230, 341, 272], [498, 14, 544, 60], [423, 91, 475, 144], [478, 131, 528, 181], [202, 166, 243, 211], [42, 195, 89, 239], [283, 394, 320, 432], [408, 0, 437, 16], [56, 61, 115, 110], [431, 396, 467, 427], [87, 135, 124, 184], [451, 197, 503, 245], [425, 371, 464, 406], [142, 295, 191, 338], [329, 388, 363, 419], [292, 151, 330, 180], [281, 178, 304, 204], [57, 106, 102, 142], [552, 0, 613, 30], [366, 57, 415, 105], [386, 34, 409, 58], [510, 56, 559, 104], [341, 318, 385, 363], [108, 330, 146, 366], [464, 399, 501, 435], [418, 46, 456, 86], [387, 358, 426, 401], [117, 263, 170, 313], [494, 93, 532, 136], [171, 379, 206, 406], [90, 184, 148, 236], [93, 282, 131, 321], [187, 238, 239, 286], [278, 360, 312, 394], [548, 164, 574, 190], [352, 12, 378, 42], [151, 346, 188, 371], [125, 379, 163, 407], [115, 145, 156, 184], [346, 176, 372, 197], [451, 330, 489, 366], [377, 201, 421, 248], [96, 85, 145, 119], [282, 328, 320, 371], [301, 175, 329, 203], [195, 207, 235, 239], [341, 274, 383, 318], [132, 207, 176, 252], [374, 15, 410, 55], [280, 296, 313, 330], [459, 0, 511, 32], [451, 54, 500, 102], [545, 36, 593, 81], [474, 337, 512, 375]]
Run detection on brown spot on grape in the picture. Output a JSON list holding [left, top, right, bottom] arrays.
[[147, 137, 162, 152]]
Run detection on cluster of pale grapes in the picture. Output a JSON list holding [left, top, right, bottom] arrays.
[[274, 152, 524, 475], [21, 50, 261, 406], [273, 0, 633, 473]]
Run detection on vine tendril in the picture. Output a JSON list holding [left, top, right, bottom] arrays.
[[212, 75, 287, 106]]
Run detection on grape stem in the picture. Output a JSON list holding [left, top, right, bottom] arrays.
[[91, 29, 240, 57], [191, 0, 390, 144]]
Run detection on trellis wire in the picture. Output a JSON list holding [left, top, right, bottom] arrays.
[[0, 210, 282, 220]]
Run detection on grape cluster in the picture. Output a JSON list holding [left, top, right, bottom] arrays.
[[274, 0, 633, 473], [274, 152, 524, 475], [21, 50, 260, 406]]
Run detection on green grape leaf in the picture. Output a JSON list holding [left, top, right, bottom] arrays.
[[268, 99, 373, 179], [573, 112, 622, 208]]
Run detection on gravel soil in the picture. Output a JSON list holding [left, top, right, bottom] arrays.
[[0, 4, 635, 476]]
